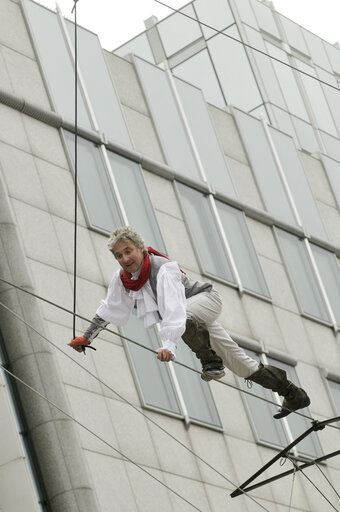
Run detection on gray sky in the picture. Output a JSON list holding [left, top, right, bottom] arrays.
[[40, 0, 340, 51]]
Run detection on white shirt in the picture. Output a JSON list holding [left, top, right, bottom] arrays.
[[96, 261, 187, 358]]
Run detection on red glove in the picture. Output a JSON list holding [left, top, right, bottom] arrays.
[[68, 336, 90, 353]]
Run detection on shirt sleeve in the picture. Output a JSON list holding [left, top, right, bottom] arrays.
[[156, 262, 187, 358], [96, 270, 134, 325]]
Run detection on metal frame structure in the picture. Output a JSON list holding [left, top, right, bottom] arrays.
[[230, 416, 340, 498]]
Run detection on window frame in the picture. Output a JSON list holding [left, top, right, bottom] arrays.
[[120, 320, 223, 431], [274, 227, 337, 329], [239, 347, 323, 460], [175, 181, 271, 300], [62, 129, 166, 251], [325, 373, 340, 416]]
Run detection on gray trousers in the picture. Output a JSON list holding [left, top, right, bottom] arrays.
[[186, 290, 258, 378]]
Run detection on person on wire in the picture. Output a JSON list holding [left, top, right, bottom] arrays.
[[69, 226, 310, 418]]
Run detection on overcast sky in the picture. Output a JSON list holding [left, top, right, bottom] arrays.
[[39, 0, 340, 51]]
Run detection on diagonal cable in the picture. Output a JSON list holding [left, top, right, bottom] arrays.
[[288, 462, 297, 512], [154, 0, 340, 94], [0, 276, 318, 423], [0, 362, 204, 512], [287, 456, 339, 512], [0, 298, 272, 512], [314, 462, 340, 500]]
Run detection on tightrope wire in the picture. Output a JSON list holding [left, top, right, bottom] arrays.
[[0, 275, 319, 423], [1, 278, 339, 509], [0, 297, 272, 512], [286, 455, 339, 512], [0, 362, 204, 512]]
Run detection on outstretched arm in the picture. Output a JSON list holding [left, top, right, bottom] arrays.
[[68, 314, 109, 352]]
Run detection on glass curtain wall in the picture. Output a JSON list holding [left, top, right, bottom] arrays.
[[123, 313, 222, 428], [64, 132, 165, 249], [24, 0, 165, 249], [276, 229, 340, 328], [234, 109, 327, 240], [177, 183, 270, 297]]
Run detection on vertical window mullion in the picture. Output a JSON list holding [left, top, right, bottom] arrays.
[[208, 195, 243, 292], [99, 145, 129, 226], [275, 228, 331, 323], [165, 67, 207, 182], [261, 118, 303, 230], [303, 239, 337, 330], [155, 325, 190, 427], [167, 362, 191, 427], [261, 353, 299, 458]]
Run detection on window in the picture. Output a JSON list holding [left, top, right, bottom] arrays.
[[250, 0, 280, 39], [178, 184, 234, 282], [215, 200, 270, 297], [207, 26, 263, 113], [241, 349, 322, 459], [106, 150, 166, 251], [279, 15, 309, 55], [157, 4, 202, 57], [23, 0, 92, 128], [318, 68, 340, 138], [321, 132, 340, 163], [134, 57, 201, 181], [244, 26, 286, 110], [266, 42, 309, 122], [234, 110, 297, 226], [173, 49, 226, 109], [297, 60, 338, 138], [322, 155, 340, 209], [65, 21, 132, 147], [174, 76, 236, 195], [302, 29, 332, 71], [236, 0, 259, 28], [290, 115, 319, 154], [64, 132, 123, 232], [123, 312, 222, 428], [276, 229, 332, 324], [178, 183, 270, 296], [194, 0, 234, 38], [327, 378, 340, 414], [324, 41, 340, 76], [310, 244, 340, 326], [24, 0, 132, 147], [136, 57, 237, 195], [64, 133, 165, 250], [235, 109, 327, 238], [269, 126, 327, 240]]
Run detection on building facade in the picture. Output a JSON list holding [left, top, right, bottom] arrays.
[[0, 0, 340, 510]]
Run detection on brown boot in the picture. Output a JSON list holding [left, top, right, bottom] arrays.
[[248, 363, 310, 418], [182, 317, 225, 381]]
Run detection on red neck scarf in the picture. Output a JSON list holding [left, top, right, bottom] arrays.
[[120, 247, 169, 291]]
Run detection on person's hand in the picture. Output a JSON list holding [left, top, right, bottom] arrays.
[[157, 348, 174, 362], [68, 336, 90, 353]]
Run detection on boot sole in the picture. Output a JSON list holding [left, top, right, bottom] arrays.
[[201, 371, 226, 382], [273, 396, 311, 419]]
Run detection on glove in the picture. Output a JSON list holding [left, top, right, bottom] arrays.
[[68, 336, 91, 353]]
